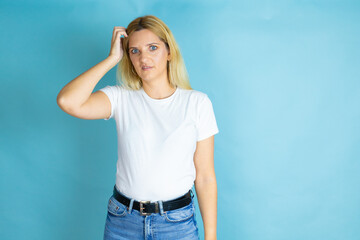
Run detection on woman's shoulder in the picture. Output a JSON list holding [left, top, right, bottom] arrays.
[[100, 84, 140, 93], [178, 87, 209, 102], [99, 84, 124, 91]]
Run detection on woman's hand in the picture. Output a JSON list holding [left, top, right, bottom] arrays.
[[108, 26, 128, 63]]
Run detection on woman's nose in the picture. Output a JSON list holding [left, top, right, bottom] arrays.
[[139, 52, 150, 63]]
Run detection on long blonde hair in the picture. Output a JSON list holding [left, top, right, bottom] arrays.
[[116, 15, 192, 90]]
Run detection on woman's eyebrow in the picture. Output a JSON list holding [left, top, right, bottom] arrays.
[[129, 42, 160, 49]]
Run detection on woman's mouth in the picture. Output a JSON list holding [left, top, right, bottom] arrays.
[[142, 66, 153, 71]]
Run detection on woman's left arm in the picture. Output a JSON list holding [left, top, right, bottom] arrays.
[[194, 135, 217, 240]]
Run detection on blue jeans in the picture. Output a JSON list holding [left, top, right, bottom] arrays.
[[103, 190, 200, 240]]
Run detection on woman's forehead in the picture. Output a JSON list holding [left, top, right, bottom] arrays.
[[129, 29, 163, 47]]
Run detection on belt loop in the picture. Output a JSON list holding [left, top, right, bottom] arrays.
[[158, 200, 164, 216], [128, 198, 134, 214]]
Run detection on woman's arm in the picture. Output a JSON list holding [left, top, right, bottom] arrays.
[[57, 26, 127, 111], [194, 135, 217, 240], [57, 56, 118, 111]]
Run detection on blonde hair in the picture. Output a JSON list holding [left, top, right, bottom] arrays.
[[116, 15, 192, 90]]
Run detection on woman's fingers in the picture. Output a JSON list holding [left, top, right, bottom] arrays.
[[112, 26, 128, 42], [109, 26, 128, 62]]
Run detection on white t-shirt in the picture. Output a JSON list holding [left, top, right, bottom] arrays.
[[99, 85, 219, 202]]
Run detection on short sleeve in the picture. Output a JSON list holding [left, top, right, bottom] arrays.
[[196, 94, 219, 141], [98, 85, 119, 120]]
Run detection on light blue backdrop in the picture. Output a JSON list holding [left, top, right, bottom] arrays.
[[1, 0, 359, 239]]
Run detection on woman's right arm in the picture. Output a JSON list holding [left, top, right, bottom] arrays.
[[57, 56, 119, 119], [56, 26, 128, 120]]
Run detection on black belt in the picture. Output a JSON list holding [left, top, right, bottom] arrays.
[[112, 185, 193, 216]]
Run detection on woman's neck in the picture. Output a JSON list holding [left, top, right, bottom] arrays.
[[142, 81, 176, 100]]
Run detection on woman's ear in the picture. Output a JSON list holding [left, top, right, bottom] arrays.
[[167, 51, 171, 61]]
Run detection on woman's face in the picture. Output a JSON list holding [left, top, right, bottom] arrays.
[[128, 29, 171, 84]]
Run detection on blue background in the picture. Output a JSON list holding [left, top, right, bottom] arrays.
[[1, 0, 360, 239]]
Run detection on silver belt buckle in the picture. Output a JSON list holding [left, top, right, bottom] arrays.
[[139, 200, 151, 216]]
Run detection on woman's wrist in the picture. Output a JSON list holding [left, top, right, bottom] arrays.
[[106, 55, 120, 66]]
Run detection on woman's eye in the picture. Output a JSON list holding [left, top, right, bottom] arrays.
[[130, 46, 156, 54]]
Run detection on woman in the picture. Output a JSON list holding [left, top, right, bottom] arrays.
[[57, 15, 219, 240]]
